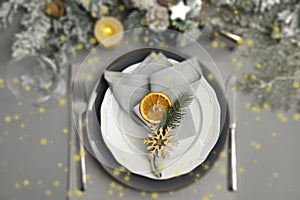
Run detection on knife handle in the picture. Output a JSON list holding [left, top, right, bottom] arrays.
[[228, 126, 238, 191]]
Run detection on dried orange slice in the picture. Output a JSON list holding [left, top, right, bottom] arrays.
[[140, 92, 172, 124]]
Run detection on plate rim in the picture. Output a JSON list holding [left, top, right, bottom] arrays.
[[84, 48, 228, 192]]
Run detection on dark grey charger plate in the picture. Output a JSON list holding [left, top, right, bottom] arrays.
[[86, 48, 229, 192]]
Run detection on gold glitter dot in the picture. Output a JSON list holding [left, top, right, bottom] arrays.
[[76, 43, 83, 50], [59, 98, 66, 106], [118, 5, 125, 11], [110, 182, 116, 188], [108, 190, 113, 195], [208, 74, 214, 80], [273, 26, 280, 32], [57, 162, 63, 168], [73, 154, 80, 162], [75, 189, 83, 196], [15, 183, 21, 189], [124, 175, 130, 182], [251, 74, 257, 80], [293, 113, 300, 120], [86, 74, 93, 81], [293, 81, 299, 89], [143, 37, 149, 42], [237, 62, 243, 67], [90, 37, 97, 44], [25, 85, 31, 91], [220, 151, 226, 158], [277, 113, 288, 123], [37, 180, 43, 185], [211, 41, 218, 48], [202, 196, 209, 200], [247, 39, 254, 46], [38, 107, 46, 113], [263, 103, 269, 109], [215, 184, 222, 191], [12, 77, 19, 84], [151, 192, 158, 199], [91, 12, 97, 18], [101, 6, 109, 14], [40, 138, 48, 145], [53, 180, 61, 187], [5, 115, 12, 123], [119, 192, 124, 197], [255, 143, 261, 149], [14, 115, 20, 120], [274, 33, 281, 39], [116, 185, 123, 191], [79, 150, 86, 157], [18, 101, 23, 106], [245, 102, 251, 108], [66, 190, 72, 198], [174, 171, 181, 176], [23, 179, 30, 186], [45, 189, 52, 196], [273, 172, 279, 178], [63, 128, 68, 134], [230, 86, 237, 92], [113, 169, 120, 176], [141, 191, 146, 196], [271, 132, 277, 137], [265, 85, 272, 92], [239, 167, 245, 173], [231, 57, 237, 63], [60, 34, 66, 41], [251, 106, 260, 113], [203, 164, 209, 170], [256, 63, 262, 69]]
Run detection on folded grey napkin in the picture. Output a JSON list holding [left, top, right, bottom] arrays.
[[104, 52, 202, 141]]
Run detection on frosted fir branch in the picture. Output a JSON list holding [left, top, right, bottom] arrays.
[[12, 8, 51, 58], [75, 0, 102, 14], [0, 1, 19, 30]]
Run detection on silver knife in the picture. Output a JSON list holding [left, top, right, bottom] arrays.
[[226, 76, 238, 192]]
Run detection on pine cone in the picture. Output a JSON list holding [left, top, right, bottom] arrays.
[[157, 0, 181, 7], [45, 0, 66, 18]]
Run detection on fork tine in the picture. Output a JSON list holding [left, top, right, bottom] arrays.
[[73, 81, 86, 102]]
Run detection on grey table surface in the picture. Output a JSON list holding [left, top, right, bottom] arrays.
[[1, 16, 300, 200]]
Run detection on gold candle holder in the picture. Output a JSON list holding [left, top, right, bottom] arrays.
[[94, 17, 124, 48]]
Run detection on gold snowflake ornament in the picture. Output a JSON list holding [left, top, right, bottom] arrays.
[[142, 126, 179, 159]]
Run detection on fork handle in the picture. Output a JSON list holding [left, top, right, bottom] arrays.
[[228, 127, 237, 191], [78, 114, 87, 191]]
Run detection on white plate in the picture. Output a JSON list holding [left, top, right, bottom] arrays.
[[100, 63, 221, 180]]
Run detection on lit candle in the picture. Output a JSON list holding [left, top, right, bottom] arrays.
[[94, 17, 124, 48]]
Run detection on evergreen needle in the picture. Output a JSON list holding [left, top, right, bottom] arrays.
[[160, 90, 194, 129]]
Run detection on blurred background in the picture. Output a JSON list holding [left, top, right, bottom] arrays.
[[0, 0, 300, 199]]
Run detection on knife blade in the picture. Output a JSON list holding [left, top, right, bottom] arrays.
[[226, 76, 238, 192]]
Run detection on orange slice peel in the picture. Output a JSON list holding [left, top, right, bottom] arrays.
[[140, 92, 172, 124]]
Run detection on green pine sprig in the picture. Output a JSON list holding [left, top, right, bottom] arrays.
[[160, 90, 194, 129]]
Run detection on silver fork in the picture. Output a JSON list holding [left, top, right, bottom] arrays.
[[73, 81, 88, 191]]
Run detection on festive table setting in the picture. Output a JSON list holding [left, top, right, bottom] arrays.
[[0, 0, 300, 200]]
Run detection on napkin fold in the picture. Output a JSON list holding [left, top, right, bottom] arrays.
[[104, 52, 202, 141]]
